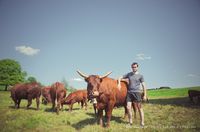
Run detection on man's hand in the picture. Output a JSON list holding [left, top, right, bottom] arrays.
[[142, 94, 147, 101], [141, 82, 147, 101], [118, 83, 121, 89]]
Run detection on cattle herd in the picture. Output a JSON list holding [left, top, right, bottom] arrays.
[[10, 81, 92, 114], [9, 70, 200, 127]]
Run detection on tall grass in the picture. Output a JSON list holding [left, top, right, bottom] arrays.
[[0, 87, 200, 132]]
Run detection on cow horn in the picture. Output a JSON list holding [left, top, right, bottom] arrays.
[[100, 71, 112, 79], [77, 70, 89, 79]]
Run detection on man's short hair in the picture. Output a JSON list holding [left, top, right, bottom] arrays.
[[131, 62, 139, 67]]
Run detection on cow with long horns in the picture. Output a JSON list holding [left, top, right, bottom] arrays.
[[77, 70, 128, 127]]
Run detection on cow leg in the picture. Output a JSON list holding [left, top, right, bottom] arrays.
[[84, 100, 87, 110], [51, 94, 56, 111], [61, 93, 66, 110], [71, 103, 74, 111], [56, 99, 61, 115], [93, 103, 97, 115], [36, 97, 40, 110], [106, 103, 114, 127], [14, 101, 18, 109], [42, 97, 44, 104], [98, 109, 104, 127], [194, 96, 198, 104], [52, 102, 55, 111], [69, 103, 74, 112], [104, 107, 108, 119], [61, 103, 64, 111], [27, 97, 32, 109], [188, 93, 193, 102], [81, 101, 84, 109], [13, 99, 18, 109], [198, 96, 200, 103], [17, 99, 21, 108], [191, 97, 193, 102]]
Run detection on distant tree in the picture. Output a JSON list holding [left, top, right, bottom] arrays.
[[159, 86, 171, 89], [61, 77, 77, 93], [61, 77, 69, 88], [0, 59, 26, 91], [68, 85, 77, 93], [27, 76, 37, 83]]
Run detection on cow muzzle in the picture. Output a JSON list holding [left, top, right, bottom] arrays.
[[92, 91, 99, 96]]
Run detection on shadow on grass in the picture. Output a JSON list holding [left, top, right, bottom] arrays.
[[148, 97, 200, 108], [63, 108, 81, 111], [44, 107, 80, 113], [71, 115, 97, 130], [44, 107, 53, 112], [87, 112, 127, 124], [72, 112, 127, 130]]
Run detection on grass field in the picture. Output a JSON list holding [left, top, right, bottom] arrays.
[[0, 86, 200, 132]]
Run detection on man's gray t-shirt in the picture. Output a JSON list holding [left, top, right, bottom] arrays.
[[123, 72, 144, 93]]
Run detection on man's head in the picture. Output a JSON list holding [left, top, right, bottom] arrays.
[[131, 62, 139, 72]]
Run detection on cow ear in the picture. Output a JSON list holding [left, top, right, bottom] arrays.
[[85, 78, 88, 82], [100, 78, 103, 82]]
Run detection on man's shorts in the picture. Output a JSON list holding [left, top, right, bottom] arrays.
[[126, 92, 142, 102]]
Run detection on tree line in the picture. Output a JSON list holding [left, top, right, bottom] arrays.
[[0, 59, 75, 91]]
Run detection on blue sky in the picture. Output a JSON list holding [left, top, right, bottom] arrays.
[[0, 0, 200, 89]]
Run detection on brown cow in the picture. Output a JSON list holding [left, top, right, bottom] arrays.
[[10, 82, 41, 110], [50, 82, 67, 114], [77, 70, 129, 127], [188, 90, 200, 104], [61, 90, 87, 111], [41, 86, 52, 105]]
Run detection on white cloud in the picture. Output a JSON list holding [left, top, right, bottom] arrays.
[[135, 53, 151, 60], [15, 45, 40, 56], [71, 78, 84, 82]]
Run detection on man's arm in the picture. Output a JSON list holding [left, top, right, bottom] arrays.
[[118, 76, 129, 89], [141, 82, 147, 100]]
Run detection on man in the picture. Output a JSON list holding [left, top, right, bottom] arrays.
[[118, 62, 147, 126]]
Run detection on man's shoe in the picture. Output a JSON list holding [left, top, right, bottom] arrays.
[[140, 123, 144, 128]]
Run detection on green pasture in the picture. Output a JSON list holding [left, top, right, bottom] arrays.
[[0, 86, 199, 132]]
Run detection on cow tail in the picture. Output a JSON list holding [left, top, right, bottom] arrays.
[[40, 88, 42, 103]]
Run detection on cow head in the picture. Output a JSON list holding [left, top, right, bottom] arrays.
[[41, 87, 51, 104], [42, 93, 51, 104], [77, 70, 112, 99]]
